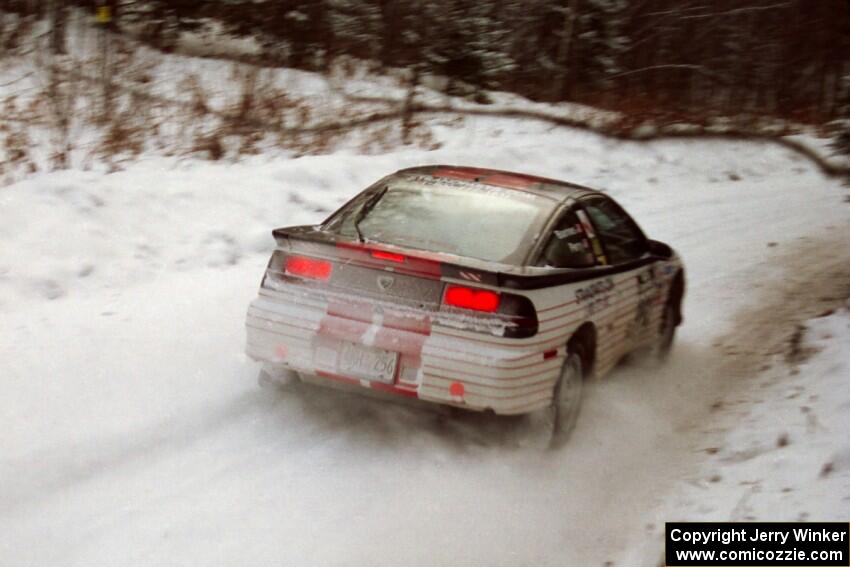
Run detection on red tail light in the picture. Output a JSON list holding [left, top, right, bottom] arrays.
[[371, 250, 406, 263], [285, 255, 332, 281], [443, 285, 501, 312]]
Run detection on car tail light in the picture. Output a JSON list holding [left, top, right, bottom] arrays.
[[284, 255, 332, 281], [443, 285, 501, 312], [439, 284, 538, 338], [371, 250, 406, 263]]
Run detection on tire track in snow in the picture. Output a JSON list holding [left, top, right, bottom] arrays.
[[0, 390, 265, 514]]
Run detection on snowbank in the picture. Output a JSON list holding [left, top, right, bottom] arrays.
[[624, 306, 850, 566]]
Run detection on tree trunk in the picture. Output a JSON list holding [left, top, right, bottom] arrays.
[[48, 0, 65, 55], [401, 66, 420, 145], [553, 0, 579, 101]]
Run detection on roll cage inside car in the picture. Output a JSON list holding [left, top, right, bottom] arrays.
[[529, 193, 651, 268]]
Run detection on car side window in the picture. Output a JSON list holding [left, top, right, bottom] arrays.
[[582, 196, 648, 264], [538, 208, 596, 268]]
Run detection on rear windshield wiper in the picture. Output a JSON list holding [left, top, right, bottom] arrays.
[[353, 185, 388, 243]]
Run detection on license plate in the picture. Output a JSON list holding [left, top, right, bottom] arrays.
[[338, 342, 398, 383]]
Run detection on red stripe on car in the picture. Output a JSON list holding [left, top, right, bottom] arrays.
[[483, 173, 538, 189]]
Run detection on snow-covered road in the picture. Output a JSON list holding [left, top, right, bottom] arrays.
[[2, 121, 849, 566]]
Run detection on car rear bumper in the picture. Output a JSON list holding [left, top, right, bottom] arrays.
[[245, 289, 563, 415]]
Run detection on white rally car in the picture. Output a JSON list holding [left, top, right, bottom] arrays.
[[246, 166, 685, 444]]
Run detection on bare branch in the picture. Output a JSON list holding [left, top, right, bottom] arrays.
[[605, 64, 731, 86], [679, 3, 792, 20], [0, 72, 34, 88]]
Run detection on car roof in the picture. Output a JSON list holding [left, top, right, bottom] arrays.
[[394, 165, 602, 203]]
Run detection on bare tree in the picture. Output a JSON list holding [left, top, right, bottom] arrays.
[[48, 0, 66, 54], [552, 0, 579, 99]]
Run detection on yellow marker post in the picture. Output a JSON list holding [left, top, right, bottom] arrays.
[[95, 6, 111, 25]]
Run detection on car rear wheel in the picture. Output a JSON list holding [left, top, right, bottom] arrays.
[[551, 349, 584, 447], [655, 302, 677, 360], [525, 348, 584, 449], [257, 366, 299, 389]]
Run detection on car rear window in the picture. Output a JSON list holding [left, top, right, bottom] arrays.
[[323, 176, 556, 265]]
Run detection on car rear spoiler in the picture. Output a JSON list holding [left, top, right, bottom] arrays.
[[272, 226, 668, 291]]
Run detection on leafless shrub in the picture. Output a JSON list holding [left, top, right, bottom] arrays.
[[24, 21, 93, 171], [233, 65, 259, 122], [227, 65, 303, 130], [179, 73, 210, 117], [192, 130, 225, 160], [233, 130, 264, 157], [358, 122, 396, 154], [0, 123, 36, 183], [4, 128, 32, 164], [215, 64, 338, 158], [0, 11, 31, 54], [326, 56, 360, 93], [100, 113, 146, 165], [3, 25, 447, 180]]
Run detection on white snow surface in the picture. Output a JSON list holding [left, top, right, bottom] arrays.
[[622, 306, 850, 566], [685, 307, 850, 521], [2, 114, 850, 566]]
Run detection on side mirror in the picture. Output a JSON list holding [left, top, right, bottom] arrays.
[[647, 239, 673, 259]]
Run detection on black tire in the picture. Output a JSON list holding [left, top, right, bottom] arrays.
[[551, 348, 585, 448], [257, 368, 275, 389], [655, 302, 677, 361], [257, 367, 299, 389], [526, 347, 585, 450]]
